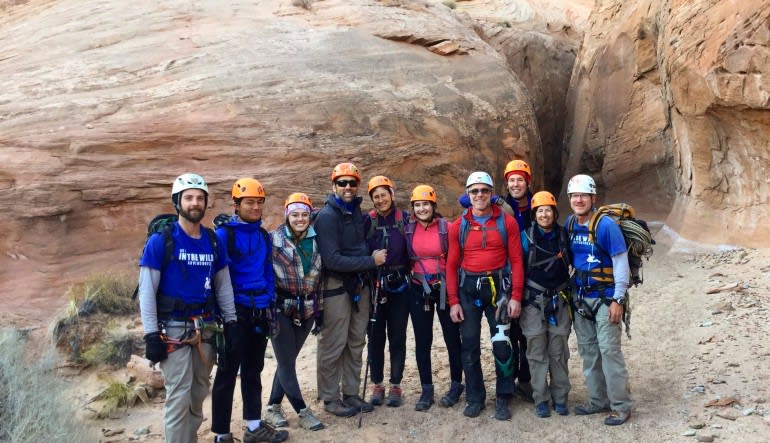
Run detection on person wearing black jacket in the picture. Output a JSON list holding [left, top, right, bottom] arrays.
[[313, 162, 386, 417]]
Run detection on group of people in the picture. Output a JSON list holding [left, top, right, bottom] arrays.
[[137, 160, 634, 443]]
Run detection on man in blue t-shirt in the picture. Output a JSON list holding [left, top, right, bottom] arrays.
[[211, 177, 287, 443], [138, 173, 237, 443], [565, 174, 634, 426]]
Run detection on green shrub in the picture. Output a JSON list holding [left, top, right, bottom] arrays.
[[0, 329, 98, 442], [82, 331, 137, 367]]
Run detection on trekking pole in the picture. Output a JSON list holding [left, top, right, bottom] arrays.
[[359, 269, 381, 428]]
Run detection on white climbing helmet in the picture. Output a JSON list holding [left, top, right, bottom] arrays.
[[465, 171, 494, 189], [566, 174, 596, 195], [171, 173, 209, 205]]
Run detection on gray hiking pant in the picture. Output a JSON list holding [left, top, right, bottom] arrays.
[[159, 322, 215, 443], [573, 297, 633, 413], [520, 292, 572, 405], [316, 276, 371, 402]]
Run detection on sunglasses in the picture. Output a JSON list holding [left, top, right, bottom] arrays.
[[468, 188, 492, 195], [335, 179, 359, 188]]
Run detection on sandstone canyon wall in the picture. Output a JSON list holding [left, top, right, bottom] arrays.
[[0, 0, 542, 319], [562, 0, 770, 246]]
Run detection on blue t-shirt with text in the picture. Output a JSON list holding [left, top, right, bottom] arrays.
[[139, 223, 228, 305], [567, 215, 627, 297]]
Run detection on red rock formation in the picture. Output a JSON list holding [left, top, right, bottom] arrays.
[[0, 0, 541, 322], [562, 0, 770, 246]]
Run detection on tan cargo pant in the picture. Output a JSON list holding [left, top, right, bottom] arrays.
[[316, 276, 371, 402], [158, 322, 216, 443]]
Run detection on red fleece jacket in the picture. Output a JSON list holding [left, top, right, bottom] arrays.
[[445, 205, 524, 306]]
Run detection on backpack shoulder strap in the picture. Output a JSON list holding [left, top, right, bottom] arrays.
[[438, 217, 449, 256], [524, 225, 536, 270], [458, 209, 471, 248], [404, 218, 416, 259], [161, 225, 175, 268], [202, 227, 219, 265], [496, 210, 508, 249], [221, 225, 236, 260], [587, 210, 606, 244], [366, 209, 379, 240]]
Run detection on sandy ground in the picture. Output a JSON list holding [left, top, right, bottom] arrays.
[[69, 224, 770, 442]]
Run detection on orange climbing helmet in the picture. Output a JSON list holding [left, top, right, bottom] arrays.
[[367, 175, 395, 195], [284, 192, 313, 209], [410, 184, 437, 203], [504, 159, 531, 182], [232, 177, 266, 200], [330, 162, 362, 182], [531, 191, 557, 209]]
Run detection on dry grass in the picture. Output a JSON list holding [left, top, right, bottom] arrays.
[[0, 329, 98, 442], [52, 272, 137, 360]]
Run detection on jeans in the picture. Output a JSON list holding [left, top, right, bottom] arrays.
[[408, 283, 462, 385], [268, 314, 314, 412]]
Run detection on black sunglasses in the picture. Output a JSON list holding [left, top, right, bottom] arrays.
[[468, 188, 491, 195], [335, 179, 359, 188]]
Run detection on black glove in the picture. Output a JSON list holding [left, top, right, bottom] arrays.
[[144, 332, 167, 364], [311, 313, 324, 336], [224, 321, 240, 354]]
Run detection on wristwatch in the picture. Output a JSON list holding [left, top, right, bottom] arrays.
[[613, 295, 625, 305]]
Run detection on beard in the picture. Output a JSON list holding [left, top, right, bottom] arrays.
[[179, 207, 205, 223]]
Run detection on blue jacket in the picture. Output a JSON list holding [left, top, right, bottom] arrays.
[[216, 216, 275, 309]]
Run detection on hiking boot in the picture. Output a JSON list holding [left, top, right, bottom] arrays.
[[323, 399, 358, 417], [298, 406, 325, 431], [553, 402, 569, 416], [214, 434, 235, 443], [604, 410, 630, 426], [243, 422, 288, 443], [263, 404, 288, 428], [494, 397, 512, 421], [515, 381, 534, 403], [440, 381, 464, 408], [463, 402, 485, 418], [415, 384, 435, 412], [343, 394, 374, 413], [535, 401, 551, 418], [386, 385, 402, 407], [369, 384, 385, 406], [573, 402, 611, 416]]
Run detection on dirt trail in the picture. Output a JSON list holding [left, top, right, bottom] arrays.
[[79, 226, 770, 442]]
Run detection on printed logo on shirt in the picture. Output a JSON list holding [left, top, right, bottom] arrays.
[[572, 233, 591, 246], [586, 254, 601, 264], [178, 249, 215, 266]]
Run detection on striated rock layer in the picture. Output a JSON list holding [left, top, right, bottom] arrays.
[[562, 0, 770, 246], [0, 0, 541, 319]]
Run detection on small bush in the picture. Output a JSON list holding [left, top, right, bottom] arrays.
[[66, 271, 136, 316], [82, 331, 137, 367], [53, 272, 137, 359], [93, 379, 132, 419], [292, 0, 313, 9], [0, 329, 98, 442]]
